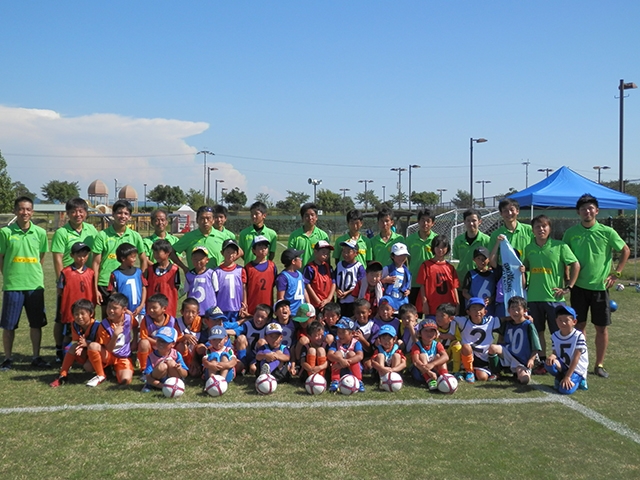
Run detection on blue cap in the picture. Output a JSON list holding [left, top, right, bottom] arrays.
[[203, 306, 227, 322], [555, 304, 577, 318], [335, 317, 356, 331], [419, 318, 438, 331], [466, 297, 486, 309], [378, 324, 397, 337], [379, 296, 394, 306], [208, 326, 227, 340], [155, 326, 177, 343]]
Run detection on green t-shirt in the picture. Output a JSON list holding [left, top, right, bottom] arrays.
[[0, 222, 48, 291], [489, 222, 534, 262], [524, 239, 578, 302], [562, 222, 626, 290], [405, 231, 437, 287], [51, 222, 99, 268], [173, 228, 230, 270], [333, 233, 371, 267], [238, 224, 278, 264], [288, 226, 329, 267], [143, 232, 179, 259], [92, 226, 146, 287], [370, 232, 405, 267], [452, 231, 491, 281]]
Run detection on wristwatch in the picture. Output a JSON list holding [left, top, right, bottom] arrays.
[[613, 271, 622, 278]]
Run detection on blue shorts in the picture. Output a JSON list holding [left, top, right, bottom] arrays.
[[1, 289, 47, 330]]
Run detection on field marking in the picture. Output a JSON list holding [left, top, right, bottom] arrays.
[[277, 241, 288, 249]]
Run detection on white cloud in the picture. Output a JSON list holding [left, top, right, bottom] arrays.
[[0, 105, 246, 200]]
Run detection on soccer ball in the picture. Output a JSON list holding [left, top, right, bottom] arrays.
[[339, 374, 360, 395], [437, 374, 459, 394], [380, 372, 404, 392], [609, 300, 618, 313], [305, 373, 327, 395], [616, 283, 625, 292], [204, 374, 228, 397], [636, 284, 640, 293], [255, 373, 277, 395], [162, 377, 185, 398]]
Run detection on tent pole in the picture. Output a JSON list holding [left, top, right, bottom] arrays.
[[635, 209, 638, 284], [530, 204, 534, 220]]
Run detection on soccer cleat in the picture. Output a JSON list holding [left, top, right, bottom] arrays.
[[533, 365, 547, 375], [594, 366, 609, 378], [30, 356, 51, 368], [487, 374, 498, 382], [427, 379, 438, 391], [453, 371, 465, 380], [260, 363, 271, 375], [329, 380, 339, 393], [0, 358, 13, 371], [49, 375, 67, 388], [358, 380, 365, 393], [141, 384, 152, 393], [464, 371, 475, 383], [86, 375, 106, 387], [140, 373, 147, 383], [579, 378, 589, 391]]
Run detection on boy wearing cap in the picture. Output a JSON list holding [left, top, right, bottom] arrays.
[[327, 317, 365, 392], [141, 326, 188, 393], [461, 246, 499, 315], [304, 240, 336, 311], [214, 239, 246, 331], [287, 202, 329, 268], [411, 319, 450, 390], [335, 239, 366, 318], [184, 246, 218, 316], [333, 209, 371, 268], [370, 207, 404, 267], [276, 248, 309, 316], [372, 324, 406, 383], [238, 201, 278, 263], [203, 325, 237, 384], [243, 235, 278, 316], [405, 209, 437, 305], [545, 304, 589, 394], [256, 322, 291, 382], [381, 243, 411, 311]]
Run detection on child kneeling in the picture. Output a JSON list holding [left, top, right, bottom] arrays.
[[141, 326, 188, 392]]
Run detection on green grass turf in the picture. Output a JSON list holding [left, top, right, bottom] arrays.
[[1, 242, 640, 478]]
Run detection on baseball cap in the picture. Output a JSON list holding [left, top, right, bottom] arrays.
[[71, 242, 91, 254], [155, 326, 177, 343], [555, 304, 577, 318], [293, 303, 316, 323], [419, 318, 438, 331], [379, 296, 394, 306], [466, 297, 486, 309], [391, 243, 410, 256], [314, 240, 334, 251], [222, 239, 240, 251], [265, 322, 283, 335], [273, 299, 291, 311], [335, 317, 356, 331], [208, 326, 226, 340], [281, 248, 304, 265], [192, 245, 210, 256], [378, 324, 397, 337], [203, 306, 227, 322], [473, 247, 490, 259], [251, 235, 271, 247], [340, 239, 358, 250]]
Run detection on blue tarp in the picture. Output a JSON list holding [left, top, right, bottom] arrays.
[[508, 166, 638, 210]]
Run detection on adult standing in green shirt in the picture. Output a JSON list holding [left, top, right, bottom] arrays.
[[333, 209, 371, 268], [489, 199, 534, 262], [143, 208, 179, 258], [238, 201, 278, 264], [288, 202, 329, 268], [370, 207, 404, 268], [0, 197, 50, 370], [405, 209, 438, 305], [562, 194, 630, 378]]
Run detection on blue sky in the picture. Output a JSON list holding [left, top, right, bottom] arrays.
[[1, 2, 639, 206]]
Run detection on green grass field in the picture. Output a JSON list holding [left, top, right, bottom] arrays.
[[1, 242, 640, 479]]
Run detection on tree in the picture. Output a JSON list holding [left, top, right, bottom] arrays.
[[12, 181, 35, 200], [355, 190, 381, 212], [186, 189, 205, 210], [146, 184, 186, 209], [254, 193, 274, 208], [410, 191, 439, 209], [276, 190, 311, 215], [0, 151, 14, 212], [341, 196, 356, 213], [223, 188, 247, 211], [389, 191, 408, 209], [316, 189, 345, 213], [451, 189, 473, 208], [41, 180, 80, 203]]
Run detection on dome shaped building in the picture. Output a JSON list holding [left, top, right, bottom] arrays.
[[87, 179, 109, 206]]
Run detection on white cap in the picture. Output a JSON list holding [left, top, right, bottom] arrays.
[[391, 243, 410, 256]]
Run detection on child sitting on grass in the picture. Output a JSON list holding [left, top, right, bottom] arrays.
[[137, 294, 176, 374], [410, 319, 449, 391], [202, 325, 237, 384], [327, 317, 365, 393], [435, 303, 462, 375], [141, 326, 188, 393], [256, 322, 291, 382], [175, 298, 202, 376], [299, 321, 329, 381], [371, 324, 406, 383]]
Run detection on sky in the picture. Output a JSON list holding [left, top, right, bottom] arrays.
[[1, 2, 639, 207]]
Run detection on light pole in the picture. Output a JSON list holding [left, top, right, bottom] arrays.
[[470, 138, 488, 207], [215, 179, 224, 204], [308, 178, 322, 203], [475, 180, 491, 206], [207, 167, 219, 204], [408, 164, 420, 211], [339, 188, 350, 213], [593, 165, 611, 184], [390, 167, 407, 209], [220, 188, 228, 206], [382, 186, 386, 203], [358, 180, 373, 212], [143, 183, 147, 209], [522, 160, 531, 188], [538, 168, 553, 178], [114, 178, 119, 204], [619, 79, 637, 192], [437, 188, 447, 207], [197, 150, 214, 200]]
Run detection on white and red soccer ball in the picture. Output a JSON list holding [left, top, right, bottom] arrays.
[[255, 373, 278, 395], [437, 373, 458, 394], [380, 372, 403, 392], [204, 374, 228, 397], [162, 377, 186, 398], [305, 373, 327, 395], [339, 374, 360, 395]]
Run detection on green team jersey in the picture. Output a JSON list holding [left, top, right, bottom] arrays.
[[489, 222, 534, 262], [92, 226, 146, 287], [173, 228, 230, 270], [452, 231, 491, 281], [143, 232, 179, 259], [405, 230, 437, 287], [0, 222, 48, 291], [370, 232, 405, 267], [524, 239, 578, 302], [51, 222, 99, 268], [562, 222, 626, 290], [333, 233, 371, 267], [288, 226, 329, 267], [238, 224, 278, 264]]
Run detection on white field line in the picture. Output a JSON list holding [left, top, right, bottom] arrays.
[[277, 241, 288, 249]]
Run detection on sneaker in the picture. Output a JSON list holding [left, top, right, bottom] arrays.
[[464, 371, 475, 383], [579, 378, 588, 390], [0, 358, 13, 371], [533, 365, 547, 375], [554, 378, 560, 390], [519, 369, 531, 385], [488, 374, 498, 381], [30, 356, 51, 368], [594, 366, 609, 378], [140, 373, 147, 383], [86, 375, 106, 387], [260, 363, 271, 375], [358, 380, 365, 393], [50, 375, 67, 388], [453, 371, 465, 380], [427, 379, 438, 391], [329, 380, 339, 393], [141, 384, 152, 393]]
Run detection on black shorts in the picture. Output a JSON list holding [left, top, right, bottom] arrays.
[[409, 287, 421, 306], [0, 290, 47, 330], [528, 301, 563, 333], [98, 285, 112, 307], [570, 286, 611, 327], [339, 302, 354, 318]]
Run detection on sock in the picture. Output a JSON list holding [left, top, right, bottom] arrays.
[[489, 354, 500, 374], [55, 344, 63, 360], [422, 372, 432, 383], [350, 362, 362, 380], [138, 351, 149, 372], [307, 353, 317, 368], [450, 343, 462, 372], [59, 351, 77, 377], [462, 353, 474, 373], [317, 356, 326, 369], [330, 365, 341, 381], [237, 349, 246, 362], [87, 350, 105, 378]]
